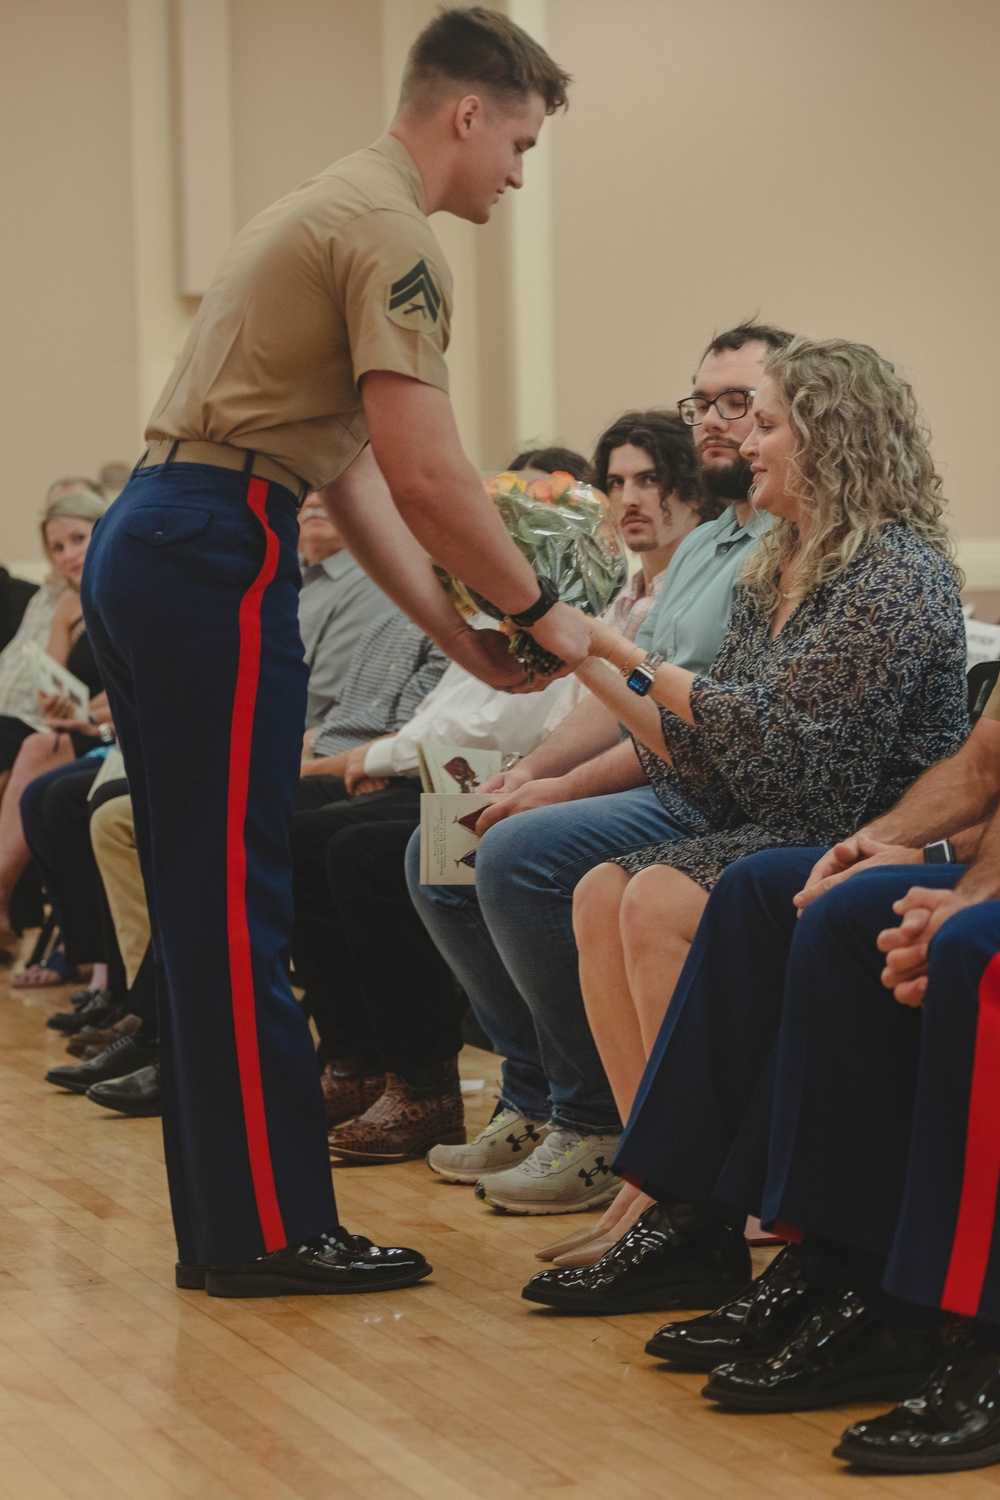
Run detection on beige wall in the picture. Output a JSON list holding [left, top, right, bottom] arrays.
[[546, 0, 1000, 576], [2, 0, 998, 584], [1, 0, 138, 561], [229, 0, 384, 227]]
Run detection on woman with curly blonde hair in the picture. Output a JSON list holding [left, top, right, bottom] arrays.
[[521, 336, 970, 1297], [739, 335, 957, 610]]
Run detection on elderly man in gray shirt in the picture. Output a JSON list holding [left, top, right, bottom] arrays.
[[298, 497, 393, 727], [406, 322, 793, 1215]]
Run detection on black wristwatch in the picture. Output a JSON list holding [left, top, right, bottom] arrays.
[[923, 839, 956, 864], [508, 575, 559, 629]]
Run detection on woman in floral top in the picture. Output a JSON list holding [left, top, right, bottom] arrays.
[[564, 335, 969, 1250]]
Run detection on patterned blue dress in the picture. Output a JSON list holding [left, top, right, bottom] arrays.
[[614, 525, 970, 889]]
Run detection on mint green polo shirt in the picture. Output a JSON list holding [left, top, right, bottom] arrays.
[[633, 506, 770, 671]]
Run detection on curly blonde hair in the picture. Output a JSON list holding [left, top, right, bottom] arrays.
[[741, 336, 958, 609]]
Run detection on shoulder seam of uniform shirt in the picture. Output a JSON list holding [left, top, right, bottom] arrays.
[[333, 203, 445, 243]]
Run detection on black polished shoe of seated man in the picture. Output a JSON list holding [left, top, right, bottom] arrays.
[[702, 1285, 945, 1412], [204, 1227, 432, 1297], [46, 988, 119, 1034], [833, 1323, 1000, 1473], [86, 1061, 161, 1116], [645, 1243, 834, 1369], [521, 1201, 751, 1315], [69, 984, 104, 1009], [45, 1033, 157, 1093]]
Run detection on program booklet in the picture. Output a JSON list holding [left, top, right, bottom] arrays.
[[416, 742, 503, 795], [419, 793, 492, 885], [18, 641, 91, 730]]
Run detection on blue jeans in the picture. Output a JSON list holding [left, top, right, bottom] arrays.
[[404, 785, 695, 1133]]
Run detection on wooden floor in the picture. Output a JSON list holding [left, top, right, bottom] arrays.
[[3, 969, 1000, 1500]]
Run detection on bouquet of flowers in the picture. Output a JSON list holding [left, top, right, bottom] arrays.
[[435, 471, 627, 680]]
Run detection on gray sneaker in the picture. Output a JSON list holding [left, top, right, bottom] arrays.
[[427, 1108, 551, 1184], [474, 1128, 621, 1215]]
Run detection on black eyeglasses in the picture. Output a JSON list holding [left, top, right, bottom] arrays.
[[677, 389, 756, 426]]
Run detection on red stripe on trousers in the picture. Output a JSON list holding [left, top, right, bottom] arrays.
[[942, 950, 1000, 1315], [225, 477, 286, 1252]]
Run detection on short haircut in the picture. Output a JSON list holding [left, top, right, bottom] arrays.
[[700, 320, 795, 363], [510, 445, 590, 482], [400, 6, 571, 116], [591, 411, 721, 523]]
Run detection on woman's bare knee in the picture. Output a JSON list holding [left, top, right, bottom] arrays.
[[619, 866, 704, 951], [572, 861, 630, 940]]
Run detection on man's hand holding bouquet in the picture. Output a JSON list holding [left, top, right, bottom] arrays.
[[435, 470, 626, 688]]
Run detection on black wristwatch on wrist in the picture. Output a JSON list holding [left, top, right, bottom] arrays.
[[923, 839, 956, 864], [508, 575, 559, 629]]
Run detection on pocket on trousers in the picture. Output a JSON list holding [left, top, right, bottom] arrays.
[[121, 506, 211, 546]]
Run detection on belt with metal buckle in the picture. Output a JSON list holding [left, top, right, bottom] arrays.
[[138, 439, 310, 503]]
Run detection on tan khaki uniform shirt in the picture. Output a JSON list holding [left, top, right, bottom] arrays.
[[147, 134, 452, 490]]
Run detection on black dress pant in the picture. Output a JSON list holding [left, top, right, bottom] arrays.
[[0, 713, 34, 773], [291, 776, 464, 1071], [22, 768, 128, 969]]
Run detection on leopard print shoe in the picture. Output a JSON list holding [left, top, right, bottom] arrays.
[[320, 1061, 387, 1130], [328, 1070, 466, 1164]]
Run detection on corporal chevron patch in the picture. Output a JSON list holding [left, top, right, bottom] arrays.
[[385, 258, 443, 332]]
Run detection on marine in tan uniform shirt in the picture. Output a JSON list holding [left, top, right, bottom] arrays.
[[149, 134, 453, 492], [78, 6, 589, 1295], [76, 133, 476, 1288]]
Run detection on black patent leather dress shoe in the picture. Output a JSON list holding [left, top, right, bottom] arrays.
[[45, 1034, 157, 1093], [834, 1326, 1000, 1473], [86, 1062, 161, 1116], [204, 1227, 432, 1297], [175, 1262, 206, 1290], [521, 1202, 751, 1315], [47, 989, 118, 1034], [70, 985, 103, 1009], [702, 1285, 944, 1411], [646, 1244, 832, 1369]]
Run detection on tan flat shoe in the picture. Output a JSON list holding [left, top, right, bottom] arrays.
[[552, 1233, 619, 1268], [535, 1221, 606, 1262]]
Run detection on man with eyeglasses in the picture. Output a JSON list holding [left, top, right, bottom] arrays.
[[406, 322, 793, 1215]]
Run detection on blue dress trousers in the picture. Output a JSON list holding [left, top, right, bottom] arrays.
[[81, 458, 338, 1265], [615, 847, 1000, 1327]]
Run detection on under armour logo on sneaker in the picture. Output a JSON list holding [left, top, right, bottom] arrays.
[[578, 1157, 612, 1187], [506, 1124, 542, 1154], [387, 259, 442, 323]]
